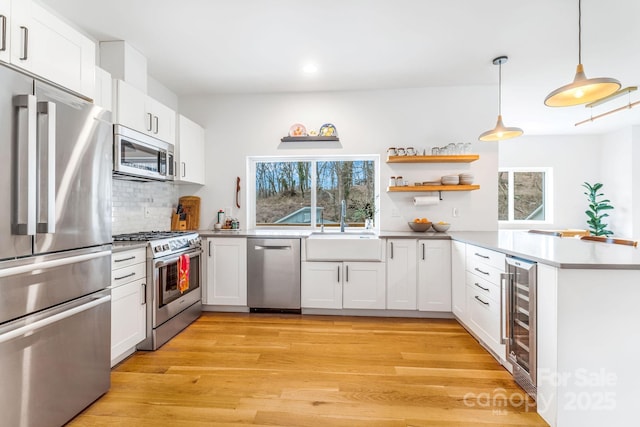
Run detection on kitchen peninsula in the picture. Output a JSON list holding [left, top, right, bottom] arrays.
[[202, 228, 640, 427]]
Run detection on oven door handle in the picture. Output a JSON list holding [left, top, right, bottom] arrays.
[[154, 249, 202, 268]]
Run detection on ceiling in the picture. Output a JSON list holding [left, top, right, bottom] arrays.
[[41, 0, 640, 136]]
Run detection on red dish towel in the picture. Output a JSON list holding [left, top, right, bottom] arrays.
[[178, 254, 190, 294]]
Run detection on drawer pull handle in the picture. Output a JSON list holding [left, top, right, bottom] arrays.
[[114, 272, 136, 281], [474, 282, 490, 292], [474, 295, 490, 306], [114, 255, 136, 263], [474, 267, 490, 276], [474, 252, 490, 259]]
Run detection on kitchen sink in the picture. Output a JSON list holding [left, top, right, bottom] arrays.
[[306, 231, 382, 261]]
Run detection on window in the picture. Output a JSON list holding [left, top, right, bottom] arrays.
[[498, 168, 553, 223], [249, 155, 379, 229]]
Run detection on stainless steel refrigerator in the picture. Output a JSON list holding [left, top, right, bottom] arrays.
[[0, 63, 113, 427]]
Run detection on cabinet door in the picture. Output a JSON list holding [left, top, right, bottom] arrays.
[[451, 240, 466, 320], [0, 0, 10, 63], [13, 2, 95, 98], [147, 96, 175, 144], [466, 282, 504, 358], [343, 262, 385, 309], [205, 238, 247, 306], [386, 239, 417, 310], [176, 114, 205, 185], [111, 278, 146, 366], [301, 261, 342, 309], [114, 79, 148, 133], [417, 240, 451, 312]]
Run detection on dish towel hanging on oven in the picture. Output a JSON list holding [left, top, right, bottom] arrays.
[[178, 254, 190, 294]]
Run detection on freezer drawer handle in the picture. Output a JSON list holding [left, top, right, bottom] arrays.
[[37, 101, 56, 234], [0, 250, 110, 279], [0, 295, 111, 345], [114, 272, 136, 281], [13, 94, 37, 236]]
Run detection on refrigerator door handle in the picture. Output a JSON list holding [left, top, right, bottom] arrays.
[[37, 101, 56, 234], [13, 94, 37, 236]]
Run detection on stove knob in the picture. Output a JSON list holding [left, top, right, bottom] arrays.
[[163, 244, 170, 251], [154, 246, 161, 253]]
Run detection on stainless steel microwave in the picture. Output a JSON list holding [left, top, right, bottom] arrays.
[[113, 124, 174, 181]]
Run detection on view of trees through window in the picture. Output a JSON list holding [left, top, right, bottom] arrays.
[[499, 170, 547, 221], [255, 159, 376, 227]]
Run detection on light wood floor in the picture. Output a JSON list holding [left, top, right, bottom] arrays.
[[68, 313, 548, 426]]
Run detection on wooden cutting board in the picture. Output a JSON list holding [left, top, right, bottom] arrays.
[[179, 196, 201, 230]]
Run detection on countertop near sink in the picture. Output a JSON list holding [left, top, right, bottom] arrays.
[[197, 229, 452, 239], [451, 230, 640, 270]]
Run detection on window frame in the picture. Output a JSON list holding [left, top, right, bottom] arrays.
[[247, 154, 380, 230], [498, 167, 554, 225]]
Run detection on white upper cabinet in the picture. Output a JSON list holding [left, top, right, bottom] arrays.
[[93, 66, 112, 111], [113, 79, 176, 144], [0, 0, 10, 63], [6, 0, 95, 98], [175, 114, 206, 185]]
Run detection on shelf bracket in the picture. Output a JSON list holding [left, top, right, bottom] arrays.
[[438, 191, 443, 201]]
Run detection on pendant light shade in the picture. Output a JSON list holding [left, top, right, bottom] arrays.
[[544, 0, 620, 107], [478, 56, 523, 142]]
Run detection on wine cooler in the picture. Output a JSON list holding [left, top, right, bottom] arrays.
[[503, 256, 537, 400]]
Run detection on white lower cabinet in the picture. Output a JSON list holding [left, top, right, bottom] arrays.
[[386, 239, 417, 310], [301, 261, 385, 309], [417, 239, 451, 312], [451, 240, 466, 320], [204, 237, 247, 306], [110, 248, 147, 367]]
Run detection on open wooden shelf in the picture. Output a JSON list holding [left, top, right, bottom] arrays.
[[386, 154, 479, 163], [281, 136, 340, 142], [387, 184, 480, 192]]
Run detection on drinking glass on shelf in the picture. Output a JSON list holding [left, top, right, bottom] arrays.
[[456, 143, 464, 154], [464, 142, 473, 154], [431, 147, 440, 156]]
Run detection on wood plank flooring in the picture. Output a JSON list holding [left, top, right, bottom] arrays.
[[67, 313, 548, 427]]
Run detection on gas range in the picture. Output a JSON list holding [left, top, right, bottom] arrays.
[[113, 231, 201, 258]]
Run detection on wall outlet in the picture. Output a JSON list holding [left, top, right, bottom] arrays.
[[145, 207, 152, 218], [452, 207, 459, 217]]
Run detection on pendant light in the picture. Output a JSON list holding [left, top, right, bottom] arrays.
[[544, 0, 620, 107], [478, 56, 523, 142]]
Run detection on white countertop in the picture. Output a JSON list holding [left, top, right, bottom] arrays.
[[451, 230, 640, 269]]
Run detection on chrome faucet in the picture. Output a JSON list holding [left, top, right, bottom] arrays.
[[320, 209, 324, 232], [340, 199, 346, 232]]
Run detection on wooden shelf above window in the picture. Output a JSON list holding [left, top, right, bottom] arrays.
[[386, 154, 479, 163], [387, 184, 480, 192]]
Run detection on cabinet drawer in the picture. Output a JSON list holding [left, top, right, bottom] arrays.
[[466, 283, 503, 356], [465, 271, 501, 301], [112, 248, 146, 270], [111, 262, 146, 288], [467, 260, 504, 286], [466, 245, 505, 271]]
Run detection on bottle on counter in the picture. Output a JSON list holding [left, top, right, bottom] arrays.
[[217, 209, 225, 224]]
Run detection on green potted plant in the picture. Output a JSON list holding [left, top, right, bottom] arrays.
[[583, 182, 614, 237]]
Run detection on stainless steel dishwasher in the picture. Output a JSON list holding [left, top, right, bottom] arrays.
[[247, 238, 301, 313]]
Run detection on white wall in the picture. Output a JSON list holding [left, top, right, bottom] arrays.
[[600, 128, 633, 238], [178, 86, 500, 232], [499, 134, 602, 230], [633, 126, 640, 238]]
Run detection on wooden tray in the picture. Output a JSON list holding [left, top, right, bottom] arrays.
[[178, 196, 201, 230]]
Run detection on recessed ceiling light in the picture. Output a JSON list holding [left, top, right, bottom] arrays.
[[302, 64, 318, 74]]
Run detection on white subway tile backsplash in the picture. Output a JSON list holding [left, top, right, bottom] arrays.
[[111, 178, 178, 235]]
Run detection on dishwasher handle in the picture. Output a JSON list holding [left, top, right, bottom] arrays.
[[254, 245, 292, 250]]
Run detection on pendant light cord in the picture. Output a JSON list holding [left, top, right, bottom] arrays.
[[498, 60, 502, 115], [578, 0, 582, 64]]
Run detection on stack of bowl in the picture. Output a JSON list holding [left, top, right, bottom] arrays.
[[441, 175, 459, 185], [459, 173, 474, 185]]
